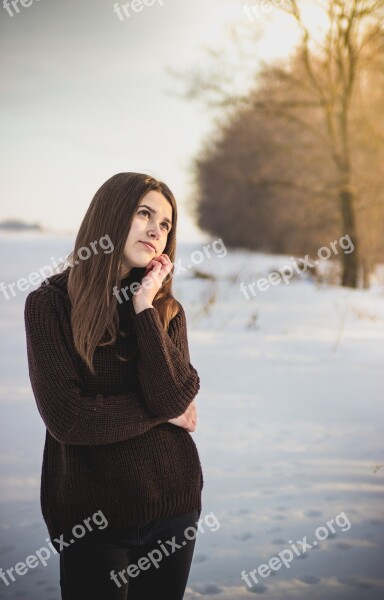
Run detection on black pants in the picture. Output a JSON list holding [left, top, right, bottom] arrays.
[[59, 509, 200, 600]]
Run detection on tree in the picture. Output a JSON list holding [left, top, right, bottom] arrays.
[[171, 0, 384, 288], [193, 101, 341, 256], [275, 0, 384, 287]]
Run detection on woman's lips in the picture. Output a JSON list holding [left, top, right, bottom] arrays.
[[139, 241, 155, 252]]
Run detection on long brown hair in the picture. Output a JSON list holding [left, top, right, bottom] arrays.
[[65, 172, 179, 375]]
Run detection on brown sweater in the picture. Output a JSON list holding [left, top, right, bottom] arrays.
[[24, 267, 203, 546]]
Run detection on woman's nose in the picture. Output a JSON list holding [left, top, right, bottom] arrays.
[[147, 223, 161, 238]]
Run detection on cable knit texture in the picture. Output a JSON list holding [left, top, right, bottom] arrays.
[[24, 267, 203, 545]]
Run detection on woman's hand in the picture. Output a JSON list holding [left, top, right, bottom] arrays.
[[168, 400, 197, 432], [132, 254, 173, 313]]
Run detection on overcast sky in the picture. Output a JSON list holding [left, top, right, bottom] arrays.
[[0, 0, 303, 241]]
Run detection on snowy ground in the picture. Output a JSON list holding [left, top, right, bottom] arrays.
[[0, 233, 383, 599]]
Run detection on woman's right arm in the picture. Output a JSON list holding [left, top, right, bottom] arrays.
[[24, 287, 168, 446]]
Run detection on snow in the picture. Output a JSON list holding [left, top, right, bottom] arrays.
[[0, 234, 383, 599]]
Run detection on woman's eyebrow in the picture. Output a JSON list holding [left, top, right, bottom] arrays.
[[138, 204, 172, 226]]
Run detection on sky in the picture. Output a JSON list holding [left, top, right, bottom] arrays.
[[0, 0, 317, 241]]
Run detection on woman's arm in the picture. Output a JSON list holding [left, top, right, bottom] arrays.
[[24, 288, 168, 446], [133, 302, 200, 419]]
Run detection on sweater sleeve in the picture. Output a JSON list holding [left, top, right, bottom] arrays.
[[24, 288, 168, 446], [133, 302, 200, 419]]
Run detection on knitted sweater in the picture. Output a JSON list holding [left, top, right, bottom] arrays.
[[24, 267, 203, 547]]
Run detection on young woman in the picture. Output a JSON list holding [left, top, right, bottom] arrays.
[[24, 172, 204, 599]]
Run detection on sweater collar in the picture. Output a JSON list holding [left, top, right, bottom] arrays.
[[40, 267, 70, 295], [40, 267, 138, 302]]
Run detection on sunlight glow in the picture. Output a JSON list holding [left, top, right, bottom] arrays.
[[247, 1, 331, 61]]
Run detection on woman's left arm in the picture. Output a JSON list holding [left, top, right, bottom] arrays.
[[133, 302, 200, 419]]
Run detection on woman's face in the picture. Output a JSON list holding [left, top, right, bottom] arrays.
[[119, 190, 173, 278]]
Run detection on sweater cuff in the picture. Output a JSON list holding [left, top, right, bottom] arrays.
[[134, 306, 163, 336]]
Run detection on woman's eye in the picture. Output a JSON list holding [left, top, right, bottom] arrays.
[[138, 210, 170, 232]]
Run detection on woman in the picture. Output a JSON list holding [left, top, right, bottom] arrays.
[[24, 172, 204, 599]]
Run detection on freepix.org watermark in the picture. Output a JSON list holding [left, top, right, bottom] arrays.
[[2, 0, 40, 17], [0, 510, 108, 587], [239, 234, 354, 299], [0, 234, 114, 302], [243, 0, 286, 21], [110, 510, 220, 588], [113, 237, 227, 304], [113, 0, 164, 21], [240, 511, 351, 589]]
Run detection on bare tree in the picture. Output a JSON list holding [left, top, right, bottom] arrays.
[[193, 100, 341, 256], [171, 0, 384, 288], [276, 0, 384, 286]]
